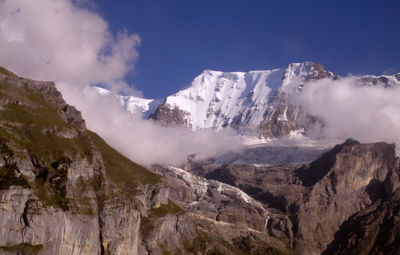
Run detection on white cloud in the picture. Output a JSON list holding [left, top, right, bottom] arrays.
[[57, 83, 243, 166], [0, 0, 242, 166], [0, 0, 140, 85], [292, 77, 400, 144]]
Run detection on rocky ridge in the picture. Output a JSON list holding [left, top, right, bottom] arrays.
[[185, 139, 400, 255], [110, 62, 400, 140], [0, 67, 162, 254], [0, 67, 294, 255], [1, 65, 400, 255], [151, 62, 333, 138]]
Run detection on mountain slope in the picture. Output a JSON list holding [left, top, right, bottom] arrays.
[[0, 67, 295, 255], [150, 62, 333, 133], [185, 139, 400, 255], [2, 65, 399, 255], [0, 67, 163, 254]]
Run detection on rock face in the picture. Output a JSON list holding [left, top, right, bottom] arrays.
[[149, 103, 192, 128], [0, 69, 164, 254], [323, 188, 400, 255], [258, 62, 333, 138], [152, 166, 268, 232], [186, 139, 400, 255], [0, 67, 295, 255], [2, 65, 400, 255], [358, 74, 400, 88]]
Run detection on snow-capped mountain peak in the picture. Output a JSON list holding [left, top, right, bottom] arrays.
[[96, 62, 399, 139], [152, 62, 334, 131], [95, 62, 335, 135], [162, 67, 286, 130]]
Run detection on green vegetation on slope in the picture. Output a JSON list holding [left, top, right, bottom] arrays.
[[0, 243, 43, 255], [0, 165, 29, 190], [0, 80, 92, 164], [0, 66, 17, 78], [88, 131, 161, 187], [183, 232, 296, 255], [0, 69, 160, 213], [140, 199, 185, 238]]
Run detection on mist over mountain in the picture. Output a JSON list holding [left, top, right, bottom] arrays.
[[73, 61, 400, 166], [1, 1, 400, 254], [1, 66, 399, 255]]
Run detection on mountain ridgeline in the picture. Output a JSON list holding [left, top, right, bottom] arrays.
[[116, 62, 400, 139], [0, 67, 295, 254], [0, 65, 400, 255]]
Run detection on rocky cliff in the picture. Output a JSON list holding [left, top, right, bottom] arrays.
[[2, 65, 399, 255], [185, 139, 400, 255], [0, 67, 294, 255], [0, 67, 165, 254]]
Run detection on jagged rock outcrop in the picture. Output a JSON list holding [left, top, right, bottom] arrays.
[[186, 139, 400, 255], [149, 103, 192, 128], [322, 188, 400, 255], [358, 73, 400, 88], [146, 165, 297, 254], [152, 166, 268, 231], [0, 69, 168, 254], [259, 62, 334, 138]]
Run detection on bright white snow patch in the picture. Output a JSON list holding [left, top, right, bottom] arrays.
[[94, 86, 160, 117], [164, 68, 286, 130], [167, 166, 264, 209]]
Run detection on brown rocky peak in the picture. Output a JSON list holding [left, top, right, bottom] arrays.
[[0, 66, 86, 131]]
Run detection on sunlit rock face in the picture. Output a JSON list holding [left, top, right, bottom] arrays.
[[0, 67, 296, 255], [184, 139, 400, 255]]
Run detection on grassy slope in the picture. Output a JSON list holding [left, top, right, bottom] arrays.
[[0, 66, 17, 78], [0, 71, 160, 211], [0, 79, 92, 164], [88, 130, 160, 186]]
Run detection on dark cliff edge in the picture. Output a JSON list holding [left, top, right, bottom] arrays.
[[0, 67, 295, 255], [186, 138, 400, 255]]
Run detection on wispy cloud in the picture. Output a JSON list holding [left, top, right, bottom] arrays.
[[58, 84, 242, 165], [0, 0, 242, 165], [292, 77, 400, 144], [0, 0, 140, 87]]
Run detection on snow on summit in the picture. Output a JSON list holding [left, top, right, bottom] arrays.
[[164, 68, 286, 130], [94, 62, 350, 132]]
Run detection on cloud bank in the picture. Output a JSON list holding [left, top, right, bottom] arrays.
[[0, 0, 140, 87], [1, 0, 398, 165], [293, 77, 400, 144], [58, 84, 242, 165], [0, 0, 242, 165]]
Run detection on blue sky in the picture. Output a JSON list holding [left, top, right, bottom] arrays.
[[94, 0, 400, 99]]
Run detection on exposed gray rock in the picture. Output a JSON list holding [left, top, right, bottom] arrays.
[[358, 74, 400, 88], [4, 65, 400, 255], [150, 103, 192, 128], [0, 66, 295, 255], [259, 62, 334, 139], [151, 165, 268, 232], [322, 188, 400, 255], [186, 139, 400, 255]]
